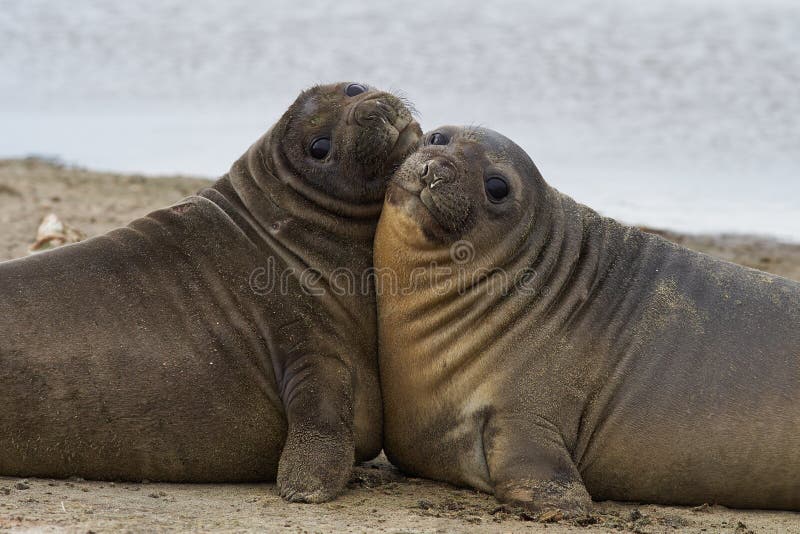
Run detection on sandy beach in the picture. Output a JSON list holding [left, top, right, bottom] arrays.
[[0, 158, 798, 533]]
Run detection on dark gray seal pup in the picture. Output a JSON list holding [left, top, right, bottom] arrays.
[[0, 82, 421, 503], [375, 126, 800, 514]]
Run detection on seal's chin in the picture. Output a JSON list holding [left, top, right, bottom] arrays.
[[389, 121, 423, 162], [386, 182, 460, 243], [375, 120, 422, 183]]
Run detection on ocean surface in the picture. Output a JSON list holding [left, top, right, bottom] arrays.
[[1, 0, 798, 240]]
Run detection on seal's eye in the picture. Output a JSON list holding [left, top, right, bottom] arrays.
[[309, 137, 331, 159], [485, 176, 509, 201], [345, 83, 367, 97], [429, 132, 449, 145]]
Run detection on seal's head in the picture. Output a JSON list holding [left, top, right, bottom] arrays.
[[385, 126, 548, 251], [270, 82, 422, 210]]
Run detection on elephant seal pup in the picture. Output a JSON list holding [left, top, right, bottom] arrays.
[[0, 82, 421, 503], [375, 126, 800, 514]]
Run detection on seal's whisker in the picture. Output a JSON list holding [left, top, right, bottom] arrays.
[[462, 124, 485, 142], [387, 87, 421, 119]]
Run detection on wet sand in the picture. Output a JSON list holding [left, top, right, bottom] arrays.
[[1, 158, 798, 533]]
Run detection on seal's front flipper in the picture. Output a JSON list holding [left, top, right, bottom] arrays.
[[276, 355, 355, 503], [484, 416, 591, 518]]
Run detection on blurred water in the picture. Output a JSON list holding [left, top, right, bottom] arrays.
[[1, 0, 798, 240]]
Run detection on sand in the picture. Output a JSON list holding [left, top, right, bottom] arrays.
[[1, 158, 798, 533]]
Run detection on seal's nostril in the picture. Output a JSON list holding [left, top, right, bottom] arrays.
[[376, 100, 392, 114], [420, 163, 430, 179], [353, 96, 399, 127], [418, 159, 455, 188]]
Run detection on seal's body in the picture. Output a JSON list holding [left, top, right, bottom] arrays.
[[1, 196, 288, 482], [376, 126, 800, 513], [0, 83, 421, 502]]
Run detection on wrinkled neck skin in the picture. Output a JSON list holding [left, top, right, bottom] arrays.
[[209, 129, 382, 276], [377, 181, 642, 378], [376, 180, 657, 473], [200, 128, 384, 463]]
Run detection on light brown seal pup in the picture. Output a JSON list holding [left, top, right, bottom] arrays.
[[0, 82, 421, 503], [375, 126, 800, 514]]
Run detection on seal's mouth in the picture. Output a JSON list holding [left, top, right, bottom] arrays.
[[387, 153, 472, 241], [387, 120, 423, 167], [386, 183, 446, 235], [363, 119, 421, 187]]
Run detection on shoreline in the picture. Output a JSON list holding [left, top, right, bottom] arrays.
[[2, 157, 798, 281]]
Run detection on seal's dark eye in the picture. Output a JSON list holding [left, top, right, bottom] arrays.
[[429, 132, 448, 145], [345, 83, 367, 97], [485, 176, 509, 201], [309, 137, 331, 159]]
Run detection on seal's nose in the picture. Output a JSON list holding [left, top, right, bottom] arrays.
[[419, 162, 430, 180], [418, 159, 454, 189], [354, 98, 397, 126]]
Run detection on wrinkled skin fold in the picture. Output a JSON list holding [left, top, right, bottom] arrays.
[[376, 126, 800, 515], [0, 83, 421, 503]]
